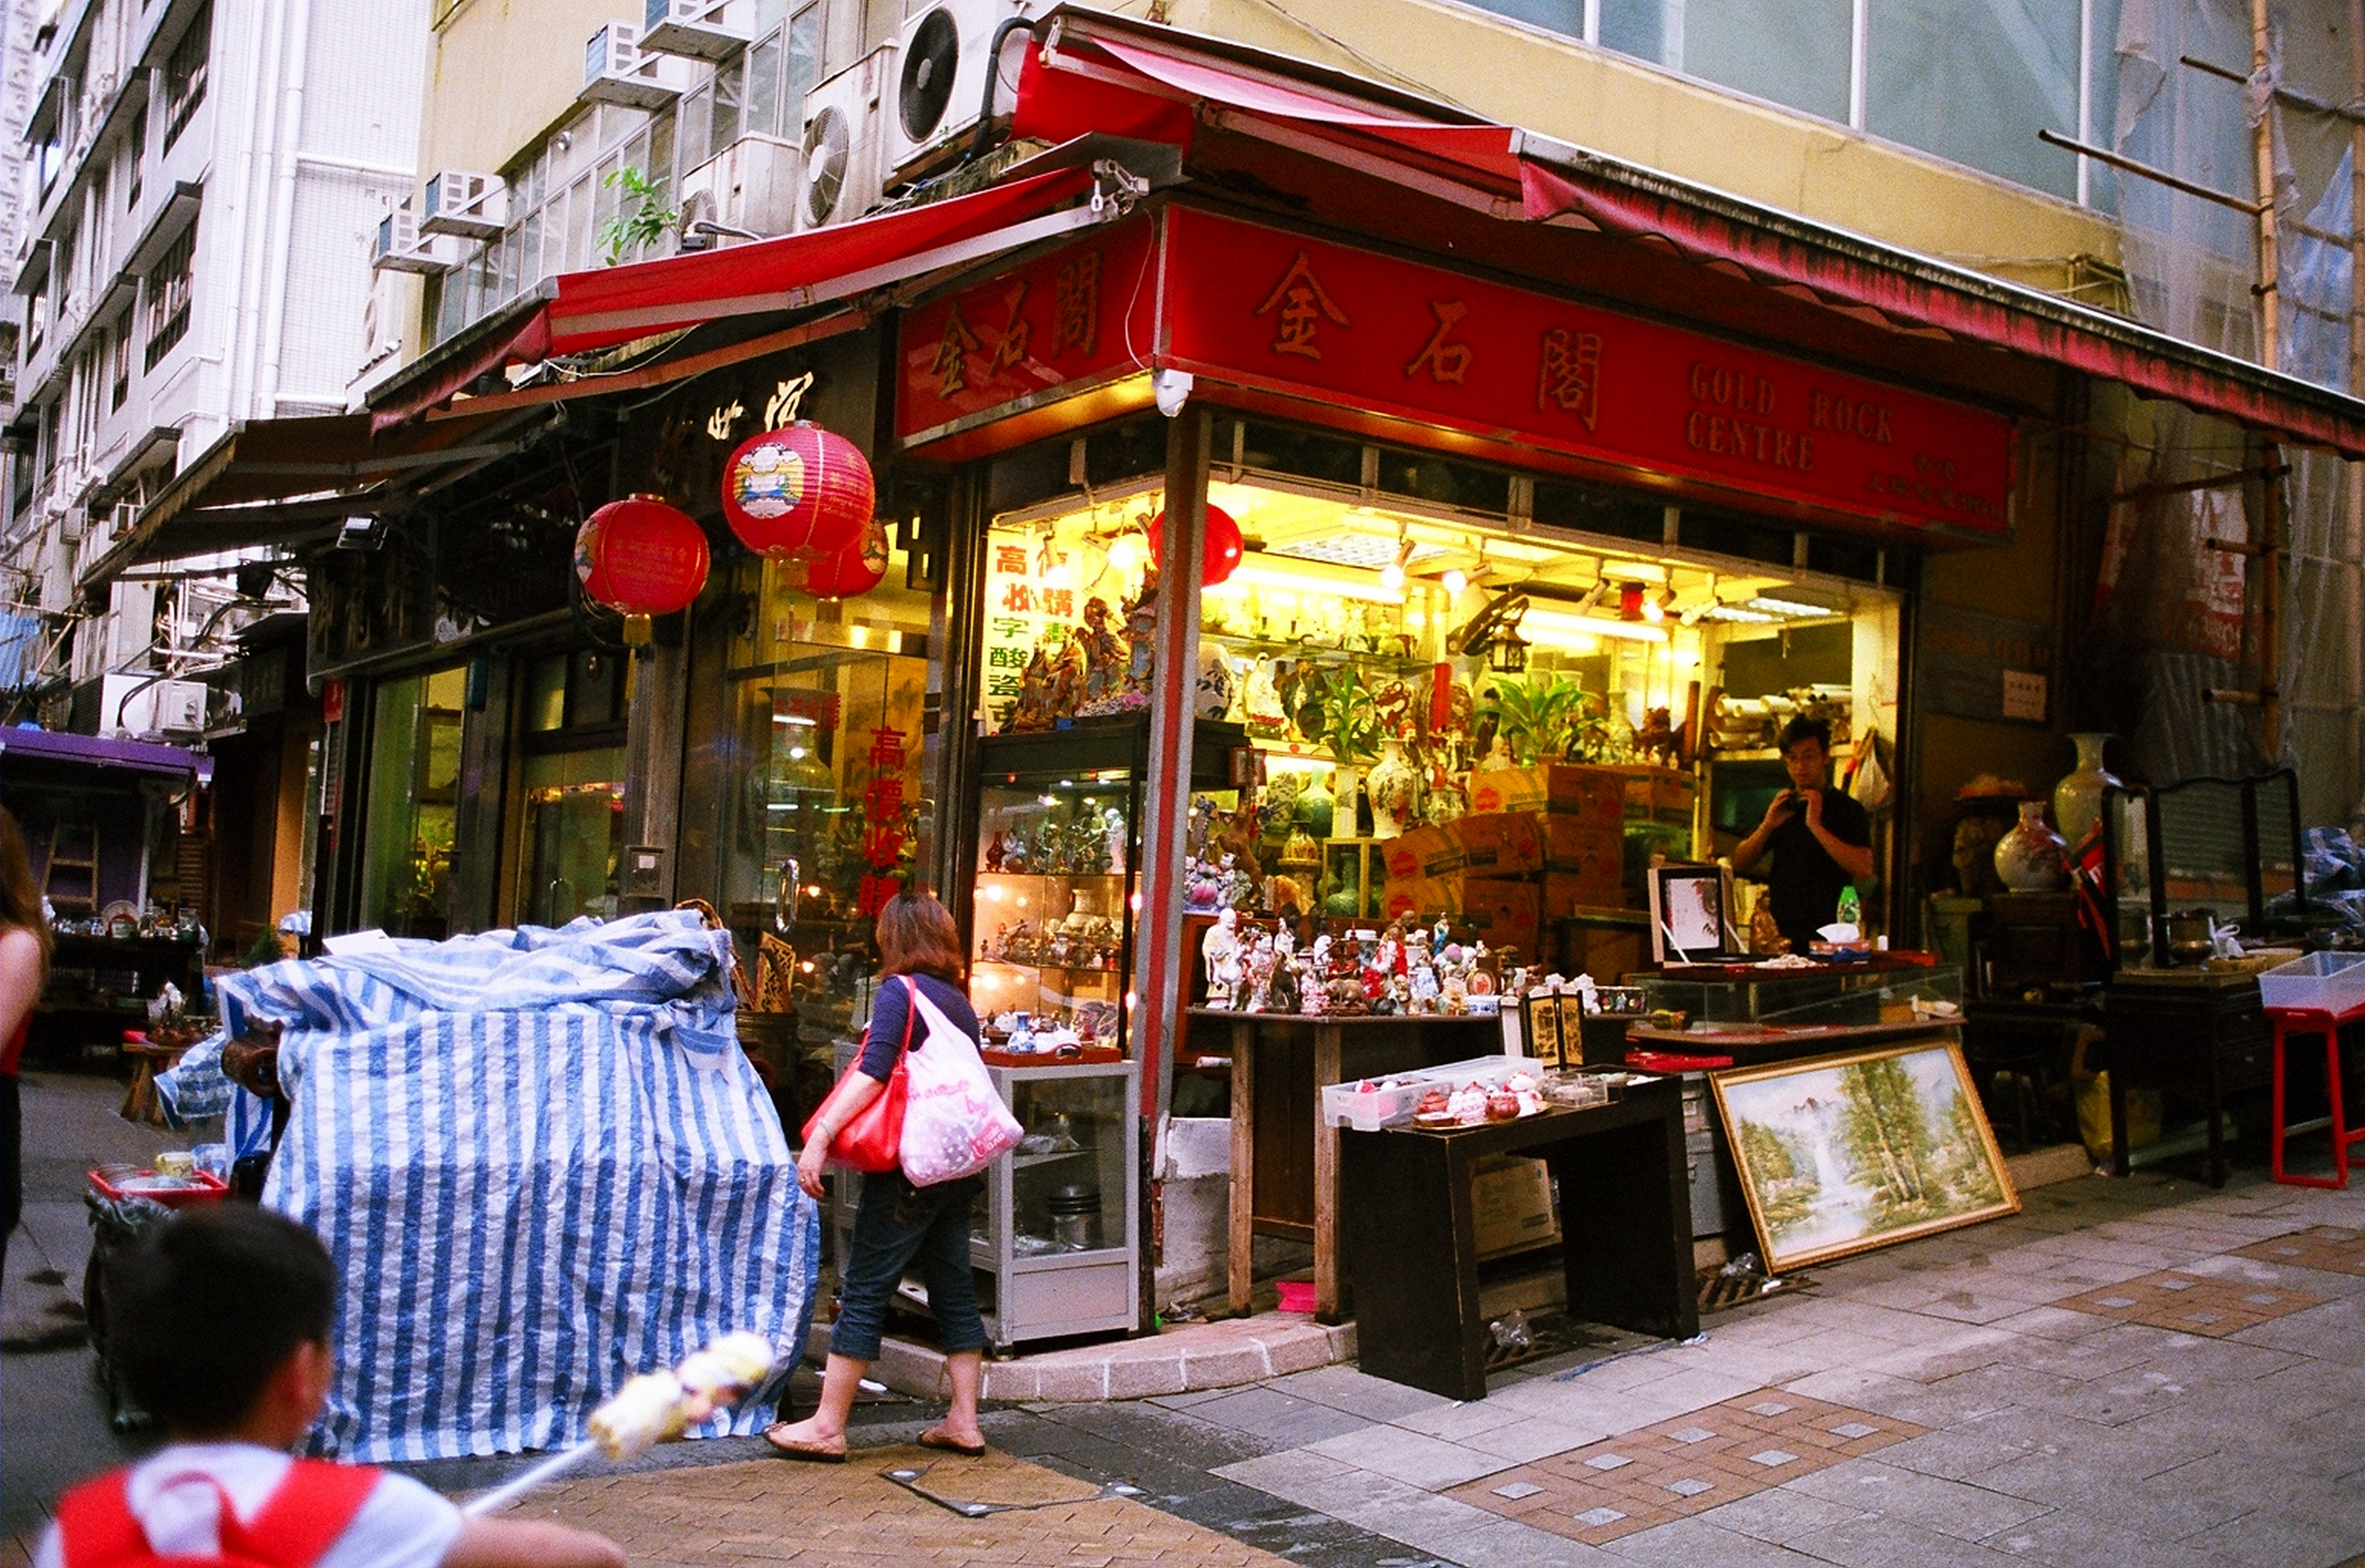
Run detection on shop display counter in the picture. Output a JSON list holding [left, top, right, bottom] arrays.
[[1340, 1078, 1696, 1400], [1192, 1008, 1502, 1321], [1628, 961, 1963, 1062], [2103, 967, 2271, 1187]]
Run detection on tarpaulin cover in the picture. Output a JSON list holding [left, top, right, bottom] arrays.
[[159, 911, 816, 1463]]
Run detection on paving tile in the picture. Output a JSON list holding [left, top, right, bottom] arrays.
[[2171, 1509, 2352, 1568], [1462, 1416, 1614, 1464], [1597, 1513, 1852, 1565], [2051, 1269, 2328, 1338], [1184, 1387, 1372, 1448], [1976, 1508, 2223, 1568], [2229, 1225, 2365, 1276], [1787, 1509, 2033, 1567], [1690, 1484, 1869, 1546], [1265, 1364, 1453, 1423], [1781, 1458, 2051, 1543], [1304, 1423, 1508, 1491]]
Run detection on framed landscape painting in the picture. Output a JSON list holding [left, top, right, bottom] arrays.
[[1712, 1037, 2020, 1272]]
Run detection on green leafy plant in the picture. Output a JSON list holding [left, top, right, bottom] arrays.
[[1475, 673, 1588, 766], [597, 166, 679, 266], [1317, 670, 1380, 767]]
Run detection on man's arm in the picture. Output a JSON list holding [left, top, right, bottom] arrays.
[[1804, 792, 1876, 883], [1732, 792, 1794, 877], [443, 1517, 628, 1568]]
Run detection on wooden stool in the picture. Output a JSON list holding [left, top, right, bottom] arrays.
[[2267, 1004, 2365, 1189], [119, 1035, 188, 1128]]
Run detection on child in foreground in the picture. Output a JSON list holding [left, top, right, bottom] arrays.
[[37, 1204, 628, 1568]]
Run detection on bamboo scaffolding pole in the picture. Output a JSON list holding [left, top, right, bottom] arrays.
[[2252, 0, 2282, 369], [2350, 0, 2363, 798]]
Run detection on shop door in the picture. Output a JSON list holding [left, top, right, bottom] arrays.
[[510, 649, 629, 927], [357, 666, 467, 939]]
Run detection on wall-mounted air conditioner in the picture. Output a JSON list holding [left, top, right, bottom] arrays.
[[581, 23, 685, 110], [641, 0, 747, 61], [800, 47, 895, 230], [420, 171, 507, 240], [677, 135, 803, 248], [103, 674, 208, 737], [887, 0, 1031, 185], [371, 207, 458, 274]]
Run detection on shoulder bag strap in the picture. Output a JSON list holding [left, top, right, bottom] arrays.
[[230, 1461, 381, 1568], [56, 1472, 148, 1568]]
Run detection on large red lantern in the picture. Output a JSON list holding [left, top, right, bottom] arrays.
[[576, 495, 709, 644], [1147, 503, 1242, 588], [798, 518, 891, 600], [721, 423, 874, 561]]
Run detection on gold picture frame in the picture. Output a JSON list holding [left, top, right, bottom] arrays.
[[1522, 991, 1564, 1070], [1710, 1036, 2019, 1272]]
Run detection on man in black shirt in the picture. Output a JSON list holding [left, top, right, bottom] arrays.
[[1732, 717, 1874, 954]]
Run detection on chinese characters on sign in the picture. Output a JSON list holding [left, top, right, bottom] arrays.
[[980, 527, 1090, 732], [1159, 207, 2014, 539], [855, 725, 910, 917]]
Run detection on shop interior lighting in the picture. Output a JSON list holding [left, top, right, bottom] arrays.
[[1377, 531, 1415, 594], [1441, 567, 1469, 596], [1700, 603, 1779, 624], [1573, 577, 1612, 615], [1745, 594, 1836, 619], [1226, 559, 1410, 605], [1524, 608, 1670, 644]]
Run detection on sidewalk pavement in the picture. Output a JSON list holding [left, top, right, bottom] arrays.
[[11, 1069, 2365, 1566]]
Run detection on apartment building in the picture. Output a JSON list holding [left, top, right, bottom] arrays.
[[2, 0, 424, 737]]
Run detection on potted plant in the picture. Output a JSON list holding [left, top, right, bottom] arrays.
[[1475, 674, 1585, 766], [1317, 671, 1379, 837]]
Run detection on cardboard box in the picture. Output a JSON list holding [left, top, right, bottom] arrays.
[[1471, 1154, 1561, 1259], [1379, 876, 1459, 923], [1457, 877, 1541, 955], [1604, 765, 1699, 825], [1447, 812, 1545, 877], [1381, 823, 1465, 882], [1541, 867, 1627, 918], [1540, 814, 1623, 875], [1466, 766, 1626, 827]]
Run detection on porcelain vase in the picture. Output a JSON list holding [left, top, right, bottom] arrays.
[[1295, 776, 1335, 840], [2052, 732, 2120, 852], [1994, 800, 2070, 892], [1365, 740, 1418, 839], [1331, 765, 1362, 839]]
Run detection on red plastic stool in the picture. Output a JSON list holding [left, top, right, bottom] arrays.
[[2266, 1004, 2365, 1189]]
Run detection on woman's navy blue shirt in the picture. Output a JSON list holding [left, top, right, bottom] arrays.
[[856, 972, 980, 1081]]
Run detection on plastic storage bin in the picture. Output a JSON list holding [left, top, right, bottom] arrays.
[[1320, 1054, 1531, 1129], [2259, 951, 2365, 1016]]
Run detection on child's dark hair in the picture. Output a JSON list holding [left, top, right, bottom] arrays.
[[106, 1204, 337, 1435], [1778, 716, 1833, 756]]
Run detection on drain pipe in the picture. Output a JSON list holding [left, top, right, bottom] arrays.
[[963, 16, 1034, 165], [253, 0, 312, 417]]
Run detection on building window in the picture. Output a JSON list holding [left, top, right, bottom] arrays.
[[144, 224, 195, 370], [162, 2, 211, 152], [109, 317, 132, 410], [125, 106, 146, 209]]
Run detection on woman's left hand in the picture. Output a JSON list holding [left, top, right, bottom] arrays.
[[797, 1137, 829, 1200]]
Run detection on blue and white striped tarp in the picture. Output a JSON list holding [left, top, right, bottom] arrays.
[[159, 911, 815, 1462]]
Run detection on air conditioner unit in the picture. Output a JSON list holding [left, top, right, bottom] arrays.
[[800, 47, 895, 230], [371, 207, 458, 274], [103, 675, 208, 737], [640, 0, 747, 61], [677, 135, 803, 248], [420, 171, 508, 240], [582, 22, 685, 110], [887, 0, 1031, 185]]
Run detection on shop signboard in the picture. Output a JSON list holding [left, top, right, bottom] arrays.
[[1157, 207, 2013, 542], [896, 214, 1162, 446], [895, 205, 2015, 544]]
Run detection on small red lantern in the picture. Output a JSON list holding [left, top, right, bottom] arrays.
[[798, 518, 891, 600], [576, 495, 709, 645], [1147, 503, 1242, 587], [721, 423, 875, 561]]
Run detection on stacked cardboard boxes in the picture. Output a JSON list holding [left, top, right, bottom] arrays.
[[1372, 764, 1696, 959]]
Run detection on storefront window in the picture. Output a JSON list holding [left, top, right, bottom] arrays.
[[358, 667, 466, 939], [976, 415, 1902, 953], [511, 649, 628, 927], [708, 547, 934, 1037]]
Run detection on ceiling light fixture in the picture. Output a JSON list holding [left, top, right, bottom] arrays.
[[1441, 567, 1469, 596], [1378, 533, 1415, 595]]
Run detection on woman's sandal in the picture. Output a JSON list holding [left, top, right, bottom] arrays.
[[764, 1423, 848, 1462], [918, 1426, 987, 1457]]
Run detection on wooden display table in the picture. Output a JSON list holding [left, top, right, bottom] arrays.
[[2105, 968, 2272, 1187], [1340, 1078, 1696, 1400], [1191, 1008, 1502, 1321], [1624, 1018, 1961, 1063]]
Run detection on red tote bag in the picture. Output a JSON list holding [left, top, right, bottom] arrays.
[[801, 978, 915, 1172]]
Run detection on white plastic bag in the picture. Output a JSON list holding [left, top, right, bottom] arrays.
[[899, 988, 1022, 1186]]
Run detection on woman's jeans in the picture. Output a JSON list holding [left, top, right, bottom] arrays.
[[829, 1168, 988, 1362]]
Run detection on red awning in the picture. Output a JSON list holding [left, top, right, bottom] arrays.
[[1017, 8, 2365, 461], [372, 163, 1111, 428]]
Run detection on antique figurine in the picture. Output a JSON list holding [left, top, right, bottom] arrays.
[[984, 830, 1009, 873], [1075, 597, 1127, 707], [1009, 648, 1058, 733], [1201, 906, 1241, 1001], [1245, 933, 1277, 1012]]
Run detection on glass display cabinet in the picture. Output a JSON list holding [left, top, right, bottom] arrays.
[[1640, 963, 1964, 1027], [976, 1057, 1140, 1348], [2102, 769, 2310, 966]]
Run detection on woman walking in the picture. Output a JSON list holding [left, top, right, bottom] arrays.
[[0, 808, 53, 1282], [767, 890, 990, 1461]]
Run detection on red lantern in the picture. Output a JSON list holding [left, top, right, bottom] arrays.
[[1147, 503, 1242, 587], [576, 496, 709, 645], [721, 423, 875, 561], [798, 518, 891, 600]]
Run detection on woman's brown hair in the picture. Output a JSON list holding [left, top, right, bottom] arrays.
[[0, 808, 51, 975], [875, 889, 963, 985]]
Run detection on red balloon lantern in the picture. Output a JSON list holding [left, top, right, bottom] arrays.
[[1147, 504, 1241, 588], [721, 423, 875, 562], [575, 495, 709, 644], [798, 518, 891, 600]]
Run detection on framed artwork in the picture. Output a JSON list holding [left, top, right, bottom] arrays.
[[1647, 864, 1745, 962], [1521, 991, 1565, 1069], [1711, 1037, 2019, 1272]]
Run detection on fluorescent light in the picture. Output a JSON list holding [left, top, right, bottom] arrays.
[[1747, 595, 1835, 619], [1522, 607, 1668, 644], [1228, 560, 1405, 605]]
